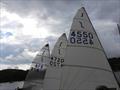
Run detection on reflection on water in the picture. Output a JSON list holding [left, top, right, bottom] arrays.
[[0, 72, 119, 90], [0, 80, 44, 90], [0, 81, 24, 90]]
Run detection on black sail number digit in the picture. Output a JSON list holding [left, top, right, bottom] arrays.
[[70, 31, 76, 44], [71, 31, 76, 37], [70, 31, 94, 45], [50, 56, 64, 67], [77, 31, 82, 44], [88, 33, 94, 45], [70, 37, 76, 44], [83, 31, 88, 44]]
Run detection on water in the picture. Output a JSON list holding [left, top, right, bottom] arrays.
[[0, 72, 119, 90], [0, 81, 24, 90]]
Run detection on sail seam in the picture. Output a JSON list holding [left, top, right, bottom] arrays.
[[62, 64, 112, 72], [45, 77, 60, 80]]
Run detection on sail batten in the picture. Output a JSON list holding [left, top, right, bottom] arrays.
[[62, 64, 112, 72]]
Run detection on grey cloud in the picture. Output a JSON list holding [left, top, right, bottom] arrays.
[[1, 21, 24, 29], [94, 0, 120, 23], [0, 43, 24, 57], [1, 0, 120, 59], [1, 0, 45, 16]]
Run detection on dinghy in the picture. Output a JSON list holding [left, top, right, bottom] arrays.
[[60, 7, 119, 90], [22, 44, 50, 90], [43, 33, 67, 90]]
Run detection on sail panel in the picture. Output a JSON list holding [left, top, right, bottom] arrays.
[[61, 67, 118, 90], [61, 7, 119, 89], [64, 47, 111, 70]]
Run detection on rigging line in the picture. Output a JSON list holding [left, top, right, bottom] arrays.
[[62, 64, 112, 72]]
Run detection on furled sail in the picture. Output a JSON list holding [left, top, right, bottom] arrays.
[[23, 44, 50, 90], [43, 33, 67, 90], [60, 7, 119, 90]]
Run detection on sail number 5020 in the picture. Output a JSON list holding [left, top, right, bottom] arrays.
[[70, 31, 94, 45]]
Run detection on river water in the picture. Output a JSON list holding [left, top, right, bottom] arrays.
[[0, 72, 119, 90], [0, 81, 24, 90]]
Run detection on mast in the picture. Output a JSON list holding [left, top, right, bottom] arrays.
[[60, 7, 119, 90], [23, 44, 50, 90], [43, 33, 67, 90]]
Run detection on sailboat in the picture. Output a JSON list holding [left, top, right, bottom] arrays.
[[22, 44, 50, 90], [43, 33, 67, 90], [60, 7, 119, 90]]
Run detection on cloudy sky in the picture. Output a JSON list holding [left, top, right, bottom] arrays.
[[0, 0, 120, 70]]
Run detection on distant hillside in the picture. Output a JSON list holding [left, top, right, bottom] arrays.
[[108, 57, 120, 72], [0, 69, 28, 83], [0, 57, 119, 83], [0, 69, 46, 83]]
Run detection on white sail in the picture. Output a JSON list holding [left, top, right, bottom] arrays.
[[60, 7, 119, 90], [23, 44, 50, 90], [43, 33, 67, 90]]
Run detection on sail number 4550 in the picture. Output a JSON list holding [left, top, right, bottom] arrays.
[[70, 31, 94, 45]]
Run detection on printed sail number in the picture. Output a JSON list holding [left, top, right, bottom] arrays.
[[50, 56, 64, 67], [70, 31, 94, 45]]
